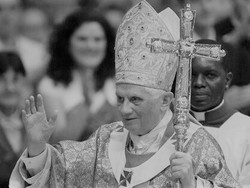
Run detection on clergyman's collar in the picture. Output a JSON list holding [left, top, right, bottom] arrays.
[[191, 100, 224, 121], [191, 100, 237, 127]]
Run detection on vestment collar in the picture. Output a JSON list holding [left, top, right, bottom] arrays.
[[128, 110, 172, 154], [108, 118, 199, 187]]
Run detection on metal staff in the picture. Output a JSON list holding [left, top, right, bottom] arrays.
[[172, 4, 196, 187], [172, 4, 226, 188]]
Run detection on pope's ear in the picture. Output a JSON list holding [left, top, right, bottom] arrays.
[[161, 92, 173, 110], [225, 72, 233, 89]]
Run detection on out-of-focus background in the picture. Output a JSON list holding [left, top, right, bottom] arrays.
[[0, 0, 250, 187]]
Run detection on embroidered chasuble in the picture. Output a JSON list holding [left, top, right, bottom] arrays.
[[10, 121, 240, 188]]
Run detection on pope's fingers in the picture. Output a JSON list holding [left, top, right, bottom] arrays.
[[25, 99, 31, 115], [171, 158, 190, 168], [170, 151, 186, 161], [37, 94, 45, 113], [30, 96, 37, 114], [21, 110, 28, 125], [171, 162, 191, 173], [171, 170, 185, 181], [170, 151, 193, 160], [171, 155, 193, 165], [21, 109, 34, 130]]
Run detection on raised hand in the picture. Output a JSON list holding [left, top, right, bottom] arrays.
[[22, 94, 57, 157], [170, 151, 196, 188]]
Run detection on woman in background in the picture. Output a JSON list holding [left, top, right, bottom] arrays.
[[38, 9, 120, 143], [0, 51, 27, 188]]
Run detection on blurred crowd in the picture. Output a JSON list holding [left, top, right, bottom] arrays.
[[0, 0, 250, 187]]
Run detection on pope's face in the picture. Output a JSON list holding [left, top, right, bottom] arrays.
[[191, 57, 231, 112], [116, 84, 163, 136]]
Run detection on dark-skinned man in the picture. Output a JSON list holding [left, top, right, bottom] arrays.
[[191, 39, 250, 187]]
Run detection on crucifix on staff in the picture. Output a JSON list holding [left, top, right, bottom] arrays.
[[146, 3, 226, 187]]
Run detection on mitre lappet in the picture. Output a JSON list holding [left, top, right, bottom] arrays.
[[115, 0, 180, 92]]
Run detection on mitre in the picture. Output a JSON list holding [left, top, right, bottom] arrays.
[[115, 0, 180, 91]]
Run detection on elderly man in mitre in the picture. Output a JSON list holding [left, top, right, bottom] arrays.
[[9, 1, 240, 188]]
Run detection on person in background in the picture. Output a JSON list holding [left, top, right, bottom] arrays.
[[38, 9, 120, 143], [224, 0, 250, 116], [102, 3, 127, 32], [18, 5, 52, 87], [178, 0, 233, 41], [9, 2, 240, 187], [21, 6, 51, 44], [0, 0, 48, 98], [77, 0, 131, 33], [0, 51, 27, 188], [0, 0, 23, 50], [191, 39, 250, 187]]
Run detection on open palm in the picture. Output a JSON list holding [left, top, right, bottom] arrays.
[[22, 94, 57, 147]]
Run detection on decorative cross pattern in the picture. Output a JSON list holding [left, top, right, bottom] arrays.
[[119, 170, 133, 187], [146, 38, 226, 61]]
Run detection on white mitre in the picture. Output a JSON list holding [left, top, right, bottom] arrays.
[[115, 0, 180, 91]]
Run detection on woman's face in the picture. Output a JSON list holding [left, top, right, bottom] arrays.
[[69, 21, 107, 69]]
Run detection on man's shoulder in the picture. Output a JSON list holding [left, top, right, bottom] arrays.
[[187, 120, 204, 136], [189, 124, 209, 138], [99, 121, 124, 132], [188, 123, 217, 144], [185, 122, 217, 147], [58, 121, 124, 150], [93, 121, 124, 139], [186, 125, 224, 154], [232, 111, 250, 120], [227, 111, 250, 128]]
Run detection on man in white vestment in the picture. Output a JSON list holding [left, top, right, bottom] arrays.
[[191, 39, 250, 188], [9, 1, 240, 188]]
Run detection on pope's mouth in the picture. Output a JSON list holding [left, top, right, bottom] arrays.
[[124, 118, 137, 121]]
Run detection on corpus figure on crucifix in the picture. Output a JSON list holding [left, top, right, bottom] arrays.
[[9, 1, 239, 188]]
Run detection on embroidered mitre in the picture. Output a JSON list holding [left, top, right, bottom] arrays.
[[115, 0, 180, 91]]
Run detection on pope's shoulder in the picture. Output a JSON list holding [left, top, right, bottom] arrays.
[[57, 121, 124, 148], [99, 121, 124, 131]]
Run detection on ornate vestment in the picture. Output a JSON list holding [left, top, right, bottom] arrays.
[[10, 121, 240, 188]]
